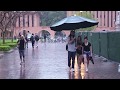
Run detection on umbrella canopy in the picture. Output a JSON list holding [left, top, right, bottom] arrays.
[[50, 16, 99, 31]]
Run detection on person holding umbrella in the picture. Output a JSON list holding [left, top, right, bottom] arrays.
[[67, 30, 76, 72]]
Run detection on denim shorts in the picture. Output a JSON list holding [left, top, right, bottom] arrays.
[[84, 51, 91, 57]]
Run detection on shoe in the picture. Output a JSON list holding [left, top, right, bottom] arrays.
[[86, 67, 88, 72], [23, 58, 25, 63], [71, 68, 75, 72], [20, 62, 22, 65]]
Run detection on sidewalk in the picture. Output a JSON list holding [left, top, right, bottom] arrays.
[[0, 42, 119, 79]]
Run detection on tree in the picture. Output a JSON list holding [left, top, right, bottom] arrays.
[[38, 11, 67, 26], [0, 11, 33, 44], [75, 11, 96, 31]]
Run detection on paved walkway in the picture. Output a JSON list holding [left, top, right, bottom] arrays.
[[0, 42, 120, 79]]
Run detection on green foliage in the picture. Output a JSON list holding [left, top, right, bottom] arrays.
[[6, 43, 17, 48], [0, 43, 17, 47], [0, 46, 11, 51], [75, 11, 96, 31], [38, 11, 67, 26], [0, 39, 17, 44]]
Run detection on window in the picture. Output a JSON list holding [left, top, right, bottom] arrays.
[[32, 14, 34, 27], [23, 15, 25, 27], [28, 15, 29, 27], [107, 11, 109, 27], [104, 11, 105, 26], [115, 11, 116, 22], [97, 11, 98, 18], [111, 11, 113, 27]]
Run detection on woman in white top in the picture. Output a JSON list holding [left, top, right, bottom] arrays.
[[67, 30, 76, 72]]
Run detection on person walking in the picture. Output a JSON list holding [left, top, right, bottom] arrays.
[[82, 36, 92, 72], [30, 33, 35, 48], [17, 35, 26, 65], [25, 36, 29, 48], [67, 30, 76, 72], [44, 34, 46, 42], [35, 33, 39, 48], [76, 35, 83, 70]]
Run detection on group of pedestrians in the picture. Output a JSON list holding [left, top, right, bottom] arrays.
[[17, 31, 40, 65], [67, 30, 94, 72]]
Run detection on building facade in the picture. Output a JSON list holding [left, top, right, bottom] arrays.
[[14, 12, 70, 38], [0, 11, 118, 39], [68, 11, 118, 31]]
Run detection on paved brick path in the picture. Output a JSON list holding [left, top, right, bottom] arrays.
[[0, 42, 120, 79]]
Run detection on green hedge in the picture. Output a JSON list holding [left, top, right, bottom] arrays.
[[0, 46, 11, 51], [6, 43, 17, 48]]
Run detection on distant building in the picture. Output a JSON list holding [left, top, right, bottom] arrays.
[[68, 11, 118, 31]]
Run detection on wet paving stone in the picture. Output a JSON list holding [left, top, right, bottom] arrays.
[[0, 42, 120, 79]]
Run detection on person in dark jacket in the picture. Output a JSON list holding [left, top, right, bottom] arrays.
[[17, 35, 26, 65], [35, 33, 39, 48], [30, 33, 35, 48]]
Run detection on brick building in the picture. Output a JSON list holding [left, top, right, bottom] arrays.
[[68, 11, 118, 31], [0, 11, 118, 39]]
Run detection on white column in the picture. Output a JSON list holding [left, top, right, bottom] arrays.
[[101, 11, 104, 27], [16, 18, 19, 27], [29, 15, 32, 27], [25, 15, 28, 27], [112, 11, 115, 27], [105, 11, 107, 27], [109, 11, 112, 27], [20, 16, 23, 27]]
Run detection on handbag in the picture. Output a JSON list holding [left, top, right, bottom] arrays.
[[89, 56, 94, 64], [66, 44, 68, 51]]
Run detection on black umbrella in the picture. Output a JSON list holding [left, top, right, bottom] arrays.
[[50, 16, 99, 31]]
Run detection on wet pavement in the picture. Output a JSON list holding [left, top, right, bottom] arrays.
[[0, 42, 120, 79]]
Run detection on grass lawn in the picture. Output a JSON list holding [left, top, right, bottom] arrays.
[[0, 39, 18, 51], [0, 39, 17, 44]]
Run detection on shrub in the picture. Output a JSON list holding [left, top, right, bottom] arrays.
[[0, 46, 11, 51], [6, 43, 17, 48]]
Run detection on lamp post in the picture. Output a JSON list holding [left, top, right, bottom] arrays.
[[115, 11, 120, 31]]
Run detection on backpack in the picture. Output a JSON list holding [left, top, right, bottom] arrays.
[[66, 44, 68, 51], [35, 35, 39, 41]]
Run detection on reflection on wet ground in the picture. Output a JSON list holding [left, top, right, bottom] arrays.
[[0, 42, 120, 79]]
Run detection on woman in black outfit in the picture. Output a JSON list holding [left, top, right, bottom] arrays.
[[17, 35, 26, 65], [82, 36, 93, 72]]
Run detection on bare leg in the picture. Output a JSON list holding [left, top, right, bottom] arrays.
[[77, 54, 82, 69], [83, 54, 88, 72], [77, 54, 80, 69]]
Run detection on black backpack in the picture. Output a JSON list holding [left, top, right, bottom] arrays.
[[35, 35, 39, 41], [66, 44, 68, 51]]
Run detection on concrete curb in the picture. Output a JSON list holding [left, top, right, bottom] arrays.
[[4, 47, 17, 53], [0, 47, 17, 58]]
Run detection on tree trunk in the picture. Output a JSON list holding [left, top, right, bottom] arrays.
[[11, 31, 13, 43], [2, 31, 5, 44]]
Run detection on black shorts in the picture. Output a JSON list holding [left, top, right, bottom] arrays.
[[76, 49, 82, 55]]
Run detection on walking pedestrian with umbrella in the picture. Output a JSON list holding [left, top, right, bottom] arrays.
[[50, 15, 98, 72]]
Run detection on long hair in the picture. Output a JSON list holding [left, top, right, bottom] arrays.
[[69, 30, 75, 40], [77, 35, 82, 45]]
